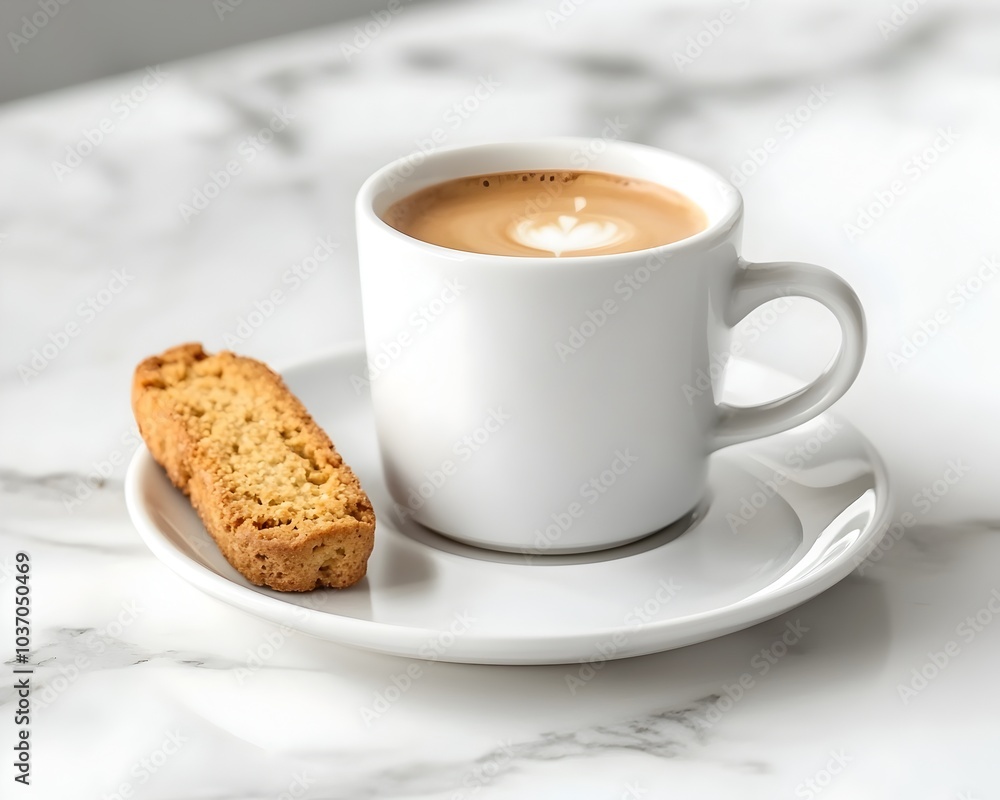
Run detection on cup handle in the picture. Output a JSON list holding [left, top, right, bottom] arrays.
[[711, 259, 866, 451]]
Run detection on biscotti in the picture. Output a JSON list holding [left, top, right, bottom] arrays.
[[132, 343, 375, 591]]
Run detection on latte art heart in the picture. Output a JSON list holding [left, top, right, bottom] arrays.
[[509, 214, 633, 256]]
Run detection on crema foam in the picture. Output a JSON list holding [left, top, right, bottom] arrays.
[[382, 170, 708, 257]]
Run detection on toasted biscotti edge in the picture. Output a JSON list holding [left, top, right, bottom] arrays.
[[131, 343, 375, 592]]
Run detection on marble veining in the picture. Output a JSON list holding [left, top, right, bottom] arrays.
[[1, 0, 999, 796]]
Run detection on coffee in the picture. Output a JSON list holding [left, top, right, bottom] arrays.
[[382, 170, 708, 257]]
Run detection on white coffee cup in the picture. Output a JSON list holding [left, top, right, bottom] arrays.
[[356, 138, 865, 554]]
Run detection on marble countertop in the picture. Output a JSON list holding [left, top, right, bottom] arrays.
[[2, 0, 999, 796]]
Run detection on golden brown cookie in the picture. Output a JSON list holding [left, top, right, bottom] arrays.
[[132, 343, 374, 591]]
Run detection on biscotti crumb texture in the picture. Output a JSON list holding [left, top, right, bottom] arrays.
[[132, 343, 375, 591]]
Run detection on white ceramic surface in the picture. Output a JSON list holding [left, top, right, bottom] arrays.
[[356, 139, 865, 551], [125, 346, 890, 665]]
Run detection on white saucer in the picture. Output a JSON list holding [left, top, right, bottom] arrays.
[[125, 344, 892, 665]]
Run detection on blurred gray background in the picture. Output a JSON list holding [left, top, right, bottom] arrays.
[[0, 0, 447, 104]]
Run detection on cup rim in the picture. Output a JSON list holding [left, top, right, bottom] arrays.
[[356, 137, 743, 266]]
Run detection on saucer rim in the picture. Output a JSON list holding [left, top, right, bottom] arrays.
[[124, 346, 893, 664]]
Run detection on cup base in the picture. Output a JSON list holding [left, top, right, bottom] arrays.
[[393, 498, 710, 565]]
